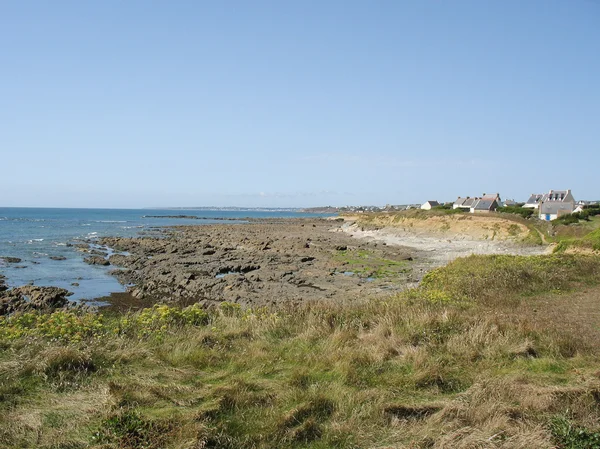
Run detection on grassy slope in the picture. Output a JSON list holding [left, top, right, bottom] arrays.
[[2, 255, 600, 448], [552, 217, 600, 253]]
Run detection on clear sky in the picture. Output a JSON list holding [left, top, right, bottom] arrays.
[[1, 0, 598, 208]]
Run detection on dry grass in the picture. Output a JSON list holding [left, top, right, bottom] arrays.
[[2, 255, 600, 448]]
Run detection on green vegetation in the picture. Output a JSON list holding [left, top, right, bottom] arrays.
[[416, 253, 600, 302], [333, 248, 411, 278], [496, 205, 535, 219], [555, 228, 600, 253], [554, 206, 600, 226], [550, 416, 600, 449], [2, 254, 600, 448], [551, 217, 600, 253]]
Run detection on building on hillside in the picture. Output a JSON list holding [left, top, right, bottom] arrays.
[[452, 197, 476, 210], [523, 194, 543, 209], [502, 199, 517, 207], [421, 201, 440, 210], [538, 190, 576, 221], [470, 193, 501, 213]]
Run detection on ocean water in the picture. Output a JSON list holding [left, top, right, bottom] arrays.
[[0, 208, 329, 301]]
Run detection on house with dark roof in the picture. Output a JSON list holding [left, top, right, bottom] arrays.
[[421, 200, 440, 210], [452, 197, 476, 210], [538, 190, 575, 221], [470, 193, 501, 213], [523, 194, 544, 209]]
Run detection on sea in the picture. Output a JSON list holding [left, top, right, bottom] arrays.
[[0, 208, 330, 302]]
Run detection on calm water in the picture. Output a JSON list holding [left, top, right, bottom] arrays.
[[0, 208, 329, 301]]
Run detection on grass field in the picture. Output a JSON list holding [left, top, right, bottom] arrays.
[[2, 254, 600, 448]]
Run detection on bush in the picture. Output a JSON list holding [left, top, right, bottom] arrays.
[[0, 304, 210, 342], [496, 206, 534, 219], [0, 311, 104, 342]]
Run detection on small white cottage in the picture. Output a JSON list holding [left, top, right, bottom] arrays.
[[421, 201, 440, 210]]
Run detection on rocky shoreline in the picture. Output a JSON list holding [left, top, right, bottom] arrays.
[[2, 218, 419, 314], [1, 216, 552, 315], [97, 218, 419, 308]]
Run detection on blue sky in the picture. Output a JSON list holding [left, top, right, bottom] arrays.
[[1, 0, 598, 208]]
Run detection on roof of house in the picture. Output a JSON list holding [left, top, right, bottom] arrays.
[[472, 198, 498, 211], [454, 197, 477, 207], [482, 193, 500, 199], [525, 194, 543, 205], [540, 190, 570, 202], [424, 201, 440, 206]]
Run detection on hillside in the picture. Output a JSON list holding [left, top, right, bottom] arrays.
[[344, 211, 535, 241]]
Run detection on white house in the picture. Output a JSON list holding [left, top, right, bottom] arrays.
[[421, 201, 440, 210], [538, 189, 576, 221]]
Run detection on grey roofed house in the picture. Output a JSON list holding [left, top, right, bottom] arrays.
[[471, 193, 501, 212], [540, 190, 570, 202], [463, 198, 477, 208], [453, 197, 476, 209], [472, 199, 497, 211], [523, 194, 543, 208], [453, 197, 467, 208], [421, 200, 440, 210], [538, 189, 576, 221]]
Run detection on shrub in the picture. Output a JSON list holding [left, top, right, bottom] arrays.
[[0, 311, 104, 342], [496, 206, 534, 219]]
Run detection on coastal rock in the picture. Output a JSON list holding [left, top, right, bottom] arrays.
[[84, 256, 110, 266], [108, 254, 130, 266], [0, 285, 72, 315], [89, 249, 108, 256], [1, 257, 22, 263], [49, 256, 67, 261]]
